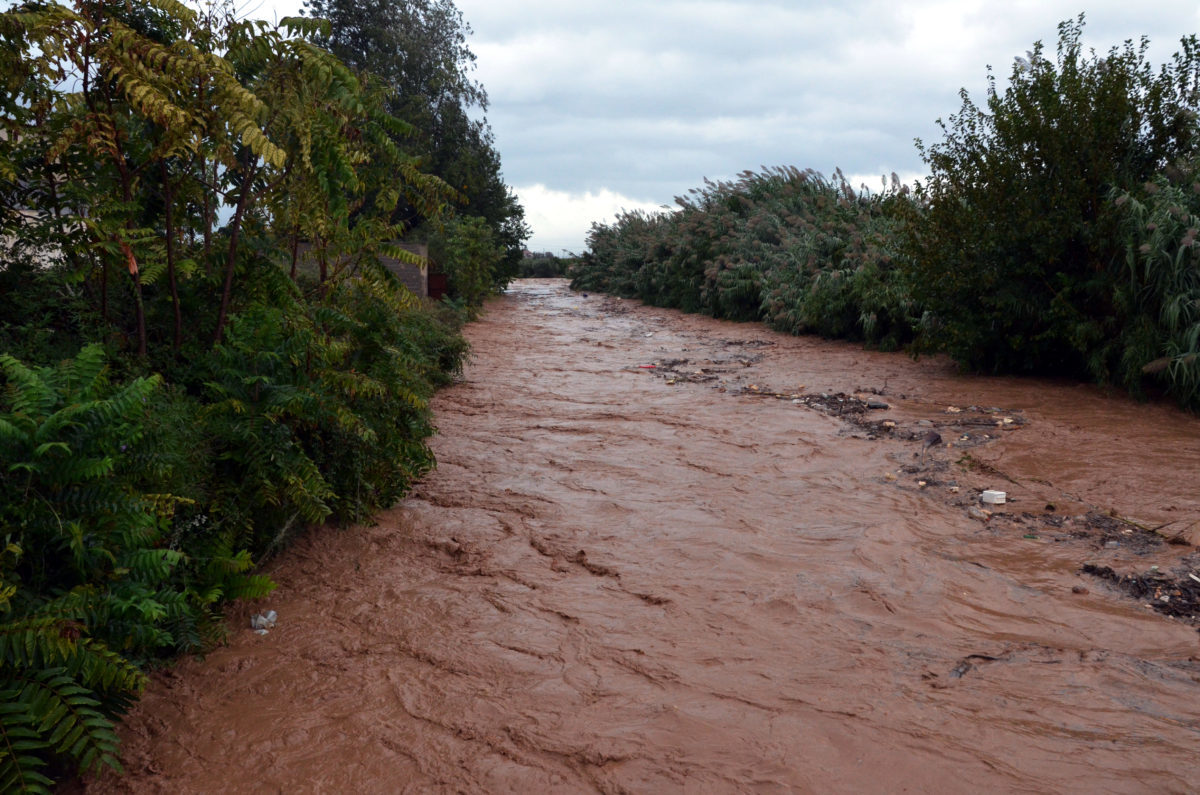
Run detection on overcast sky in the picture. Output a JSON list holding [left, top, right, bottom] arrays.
[[260, 1, 1200, 254]]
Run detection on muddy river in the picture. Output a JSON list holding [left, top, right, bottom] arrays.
[[89, 279, 1200, 793]]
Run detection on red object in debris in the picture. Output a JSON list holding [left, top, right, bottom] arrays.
[[638, 364, 657, 369]]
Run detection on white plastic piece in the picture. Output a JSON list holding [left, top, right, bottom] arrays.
[[250, 612, 277, 630], [980, 490, 1007, 505]]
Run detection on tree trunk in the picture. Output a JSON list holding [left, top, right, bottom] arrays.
[[212, 160, 257, 346], [290, 225, 300, 281], [161, 160, 183, 352]]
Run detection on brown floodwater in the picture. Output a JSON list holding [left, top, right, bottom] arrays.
[[89, 279, 1200, 794]]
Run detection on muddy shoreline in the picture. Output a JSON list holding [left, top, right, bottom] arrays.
[[87, 279, 1200, 793]]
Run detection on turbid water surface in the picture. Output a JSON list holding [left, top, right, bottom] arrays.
[[90, 279, 1200, 794]]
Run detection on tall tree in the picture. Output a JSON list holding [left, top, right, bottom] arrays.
[[302, 0, 528, 276], [904, 16, 1200, 377]]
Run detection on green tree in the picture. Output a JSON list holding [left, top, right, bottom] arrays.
[[1, 0, 285, 356], [429, 213, 502, 310], [302, 0, 529, 289], [904, 15, 1200, 376]]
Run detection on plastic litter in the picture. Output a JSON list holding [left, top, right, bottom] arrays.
[[980, 490, 1006, 505], [250, 610, 278, 631]]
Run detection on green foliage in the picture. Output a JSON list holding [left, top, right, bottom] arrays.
[[1110, 168, 1200, 408], [429, 214, 505, 312], [518, 254, 575, 278], [904, 15, 1200, 376], [0, 0, 477, 788], [302, 0, 530, 284], [575, 19, 1200, 411], [0, 347, 163, 788], [572, 167, 917, 349]]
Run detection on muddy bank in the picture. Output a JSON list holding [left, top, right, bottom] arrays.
[[90, 279, 1200, 793]]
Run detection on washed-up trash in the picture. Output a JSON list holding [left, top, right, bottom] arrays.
[[919, 430, 942, 465], [637, 364, 657, 369], [866, 397, 889, 409], [967, 506, 991, 522], [980, 490, 1006, 505], [945, 406, 962, 414], [254, 628, 269, 636], [250, 610, 277, 631]]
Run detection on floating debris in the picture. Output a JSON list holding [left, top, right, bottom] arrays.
[[1082, 564, 1200, 626], [980, 490, 1007, 505], [250, 610, 278, 631], [967, 506, 992, 522]]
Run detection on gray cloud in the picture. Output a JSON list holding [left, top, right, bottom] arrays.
[[268, 0, 1200, 250]]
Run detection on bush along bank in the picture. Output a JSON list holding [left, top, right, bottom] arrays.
[[572, 167, 916, 352], [571, 16, 1200, 411], [0, 0, 514, 790], [0, 263, 470, 793]]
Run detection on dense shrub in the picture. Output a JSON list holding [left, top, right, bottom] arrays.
[[1110, 167, 1200, 408], [0, 346, 273, 791], [426, 214, 507, 313], [576, 17, 1200, 406], [0, 0, 482, 788], [0, 261, 467, 788], [572, 167, 917, 349], [517, 254, 574, 278], [903, 16, 1200, 378]]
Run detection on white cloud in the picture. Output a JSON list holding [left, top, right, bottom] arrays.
[[515, 184, 667, 255]]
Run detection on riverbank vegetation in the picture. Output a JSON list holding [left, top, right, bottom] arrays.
[[0, 0, 523, 789], [572, 16, 1200, 411], [518, 252, 577, 278]]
